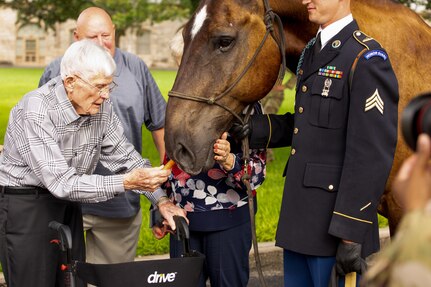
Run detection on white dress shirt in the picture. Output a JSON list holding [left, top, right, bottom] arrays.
[[317, 14, 354, 50]]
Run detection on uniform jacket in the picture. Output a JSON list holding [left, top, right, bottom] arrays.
[[250, 20, 398, 257]]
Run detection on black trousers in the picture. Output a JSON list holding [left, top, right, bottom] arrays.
[[170, 220, 252, 287], [0, 189, 85, 287]]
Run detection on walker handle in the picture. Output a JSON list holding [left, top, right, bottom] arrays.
[[49, 221, 73, 251], [174, 216, 192, 255]]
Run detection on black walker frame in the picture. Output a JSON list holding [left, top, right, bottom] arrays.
[[49, 216, 204, 287]]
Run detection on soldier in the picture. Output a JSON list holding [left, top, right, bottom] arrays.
[[232, 0, 399, 285]]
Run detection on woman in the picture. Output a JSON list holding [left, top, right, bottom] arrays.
[[154, 103, 266, 287]]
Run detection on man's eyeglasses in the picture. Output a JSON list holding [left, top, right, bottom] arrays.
[[75, 75, 117, 97]]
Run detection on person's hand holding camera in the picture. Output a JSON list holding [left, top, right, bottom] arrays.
[[393, 133, 431, 212]]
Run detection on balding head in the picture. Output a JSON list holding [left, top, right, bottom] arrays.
[[74, 7, 116, 56]]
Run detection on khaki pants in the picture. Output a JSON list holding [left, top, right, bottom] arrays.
[[83, 209, 142, 264]]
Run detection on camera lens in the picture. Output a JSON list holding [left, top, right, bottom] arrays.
[[401, 92, 431, 151]]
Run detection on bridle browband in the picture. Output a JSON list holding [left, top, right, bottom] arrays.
[[168, 0, 287, 126]]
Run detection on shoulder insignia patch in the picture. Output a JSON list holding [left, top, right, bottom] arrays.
[[364, 50, 388, 61], [353, 30, 382, 50], [365, 89, 384, 115]]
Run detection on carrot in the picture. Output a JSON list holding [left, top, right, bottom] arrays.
[[162, 159, 175, 170]]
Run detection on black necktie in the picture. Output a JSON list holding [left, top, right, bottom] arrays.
[[310, 32, 321, 64], [313, 32, 322, 56]]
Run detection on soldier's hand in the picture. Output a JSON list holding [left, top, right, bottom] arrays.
[[335, 241, 367, 276], [229, 119, 252, 141], [123, 166, 171, 191]]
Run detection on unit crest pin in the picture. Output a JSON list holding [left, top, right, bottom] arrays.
[[332, 40, 341, 48]]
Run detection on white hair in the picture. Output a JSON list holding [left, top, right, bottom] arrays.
[[170, 29, 184, 66], [60, 40, 116, 80]]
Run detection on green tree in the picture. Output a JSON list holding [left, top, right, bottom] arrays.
[[0, 0, 194, 41], [398, 0, 431, 9], [1, 0, 427, 41], [190, 0, 199, 12]]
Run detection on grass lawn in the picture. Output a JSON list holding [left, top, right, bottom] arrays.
[[0, 67, 387, 257]]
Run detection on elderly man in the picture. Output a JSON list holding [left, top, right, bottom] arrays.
[[39, 7, 167, 265], [0, 40, 185, 287]]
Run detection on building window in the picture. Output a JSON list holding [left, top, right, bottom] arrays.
[[25, 39, 36, 62], [16, 24, 45, 65], [136, 30, 151, 55]]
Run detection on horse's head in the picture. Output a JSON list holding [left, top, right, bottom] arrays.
[[165, 0, 284, 174]]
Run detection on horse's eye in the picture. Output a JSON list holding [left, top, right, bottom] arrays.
[[217, 37, 234, 52]]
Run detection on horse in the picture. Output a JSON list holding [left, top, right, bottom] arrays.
[[164, 0, 431, 234]]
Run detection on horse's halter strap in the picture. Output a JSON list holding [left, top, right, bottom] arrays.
[[168, 0, 287, 126]]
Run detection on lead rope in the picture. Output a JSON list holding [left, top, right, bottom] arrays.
[[241, 105, 268, 287]]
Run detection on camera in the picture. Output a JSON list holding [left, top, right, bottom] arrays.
[[402, 92, 431, 151]]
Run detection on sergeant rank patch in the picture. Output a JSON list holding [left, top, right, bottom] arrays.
[[365, 89, 384, 115]]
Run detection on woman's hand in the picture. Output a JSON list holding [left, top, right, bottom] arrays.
[[152, 224, 172, 240], [214, 132, 235, 171]]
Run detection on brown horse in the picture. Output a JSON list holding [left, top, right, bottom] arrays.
[[165, 0, 431, 233]]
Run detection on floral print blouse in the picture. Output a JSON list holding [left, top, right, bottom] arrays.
[[164, 146, 266, 213]]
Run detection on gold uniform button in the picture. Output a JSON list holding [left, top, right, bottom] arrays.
[[328, 185, 334, 191], [298, 107, 304, 113], [291, 149, 296, 155], [301, 85, 308, 93], [298, 69, 303, 75], [294, 128, 299, 134]]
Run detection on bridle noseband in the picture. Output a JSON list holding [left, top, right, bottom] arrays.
[[168, 0, 287, 126]]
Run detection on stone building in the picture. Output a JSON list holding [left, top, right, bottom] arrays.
[[0, 8, 185, 69]]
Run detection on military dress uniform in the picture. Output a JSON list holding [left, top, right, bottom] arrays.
[[250, 19, 398, 285]]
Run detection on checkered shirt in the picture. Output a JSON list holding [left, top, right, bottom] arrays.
[[0, 76, 165, 204]]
